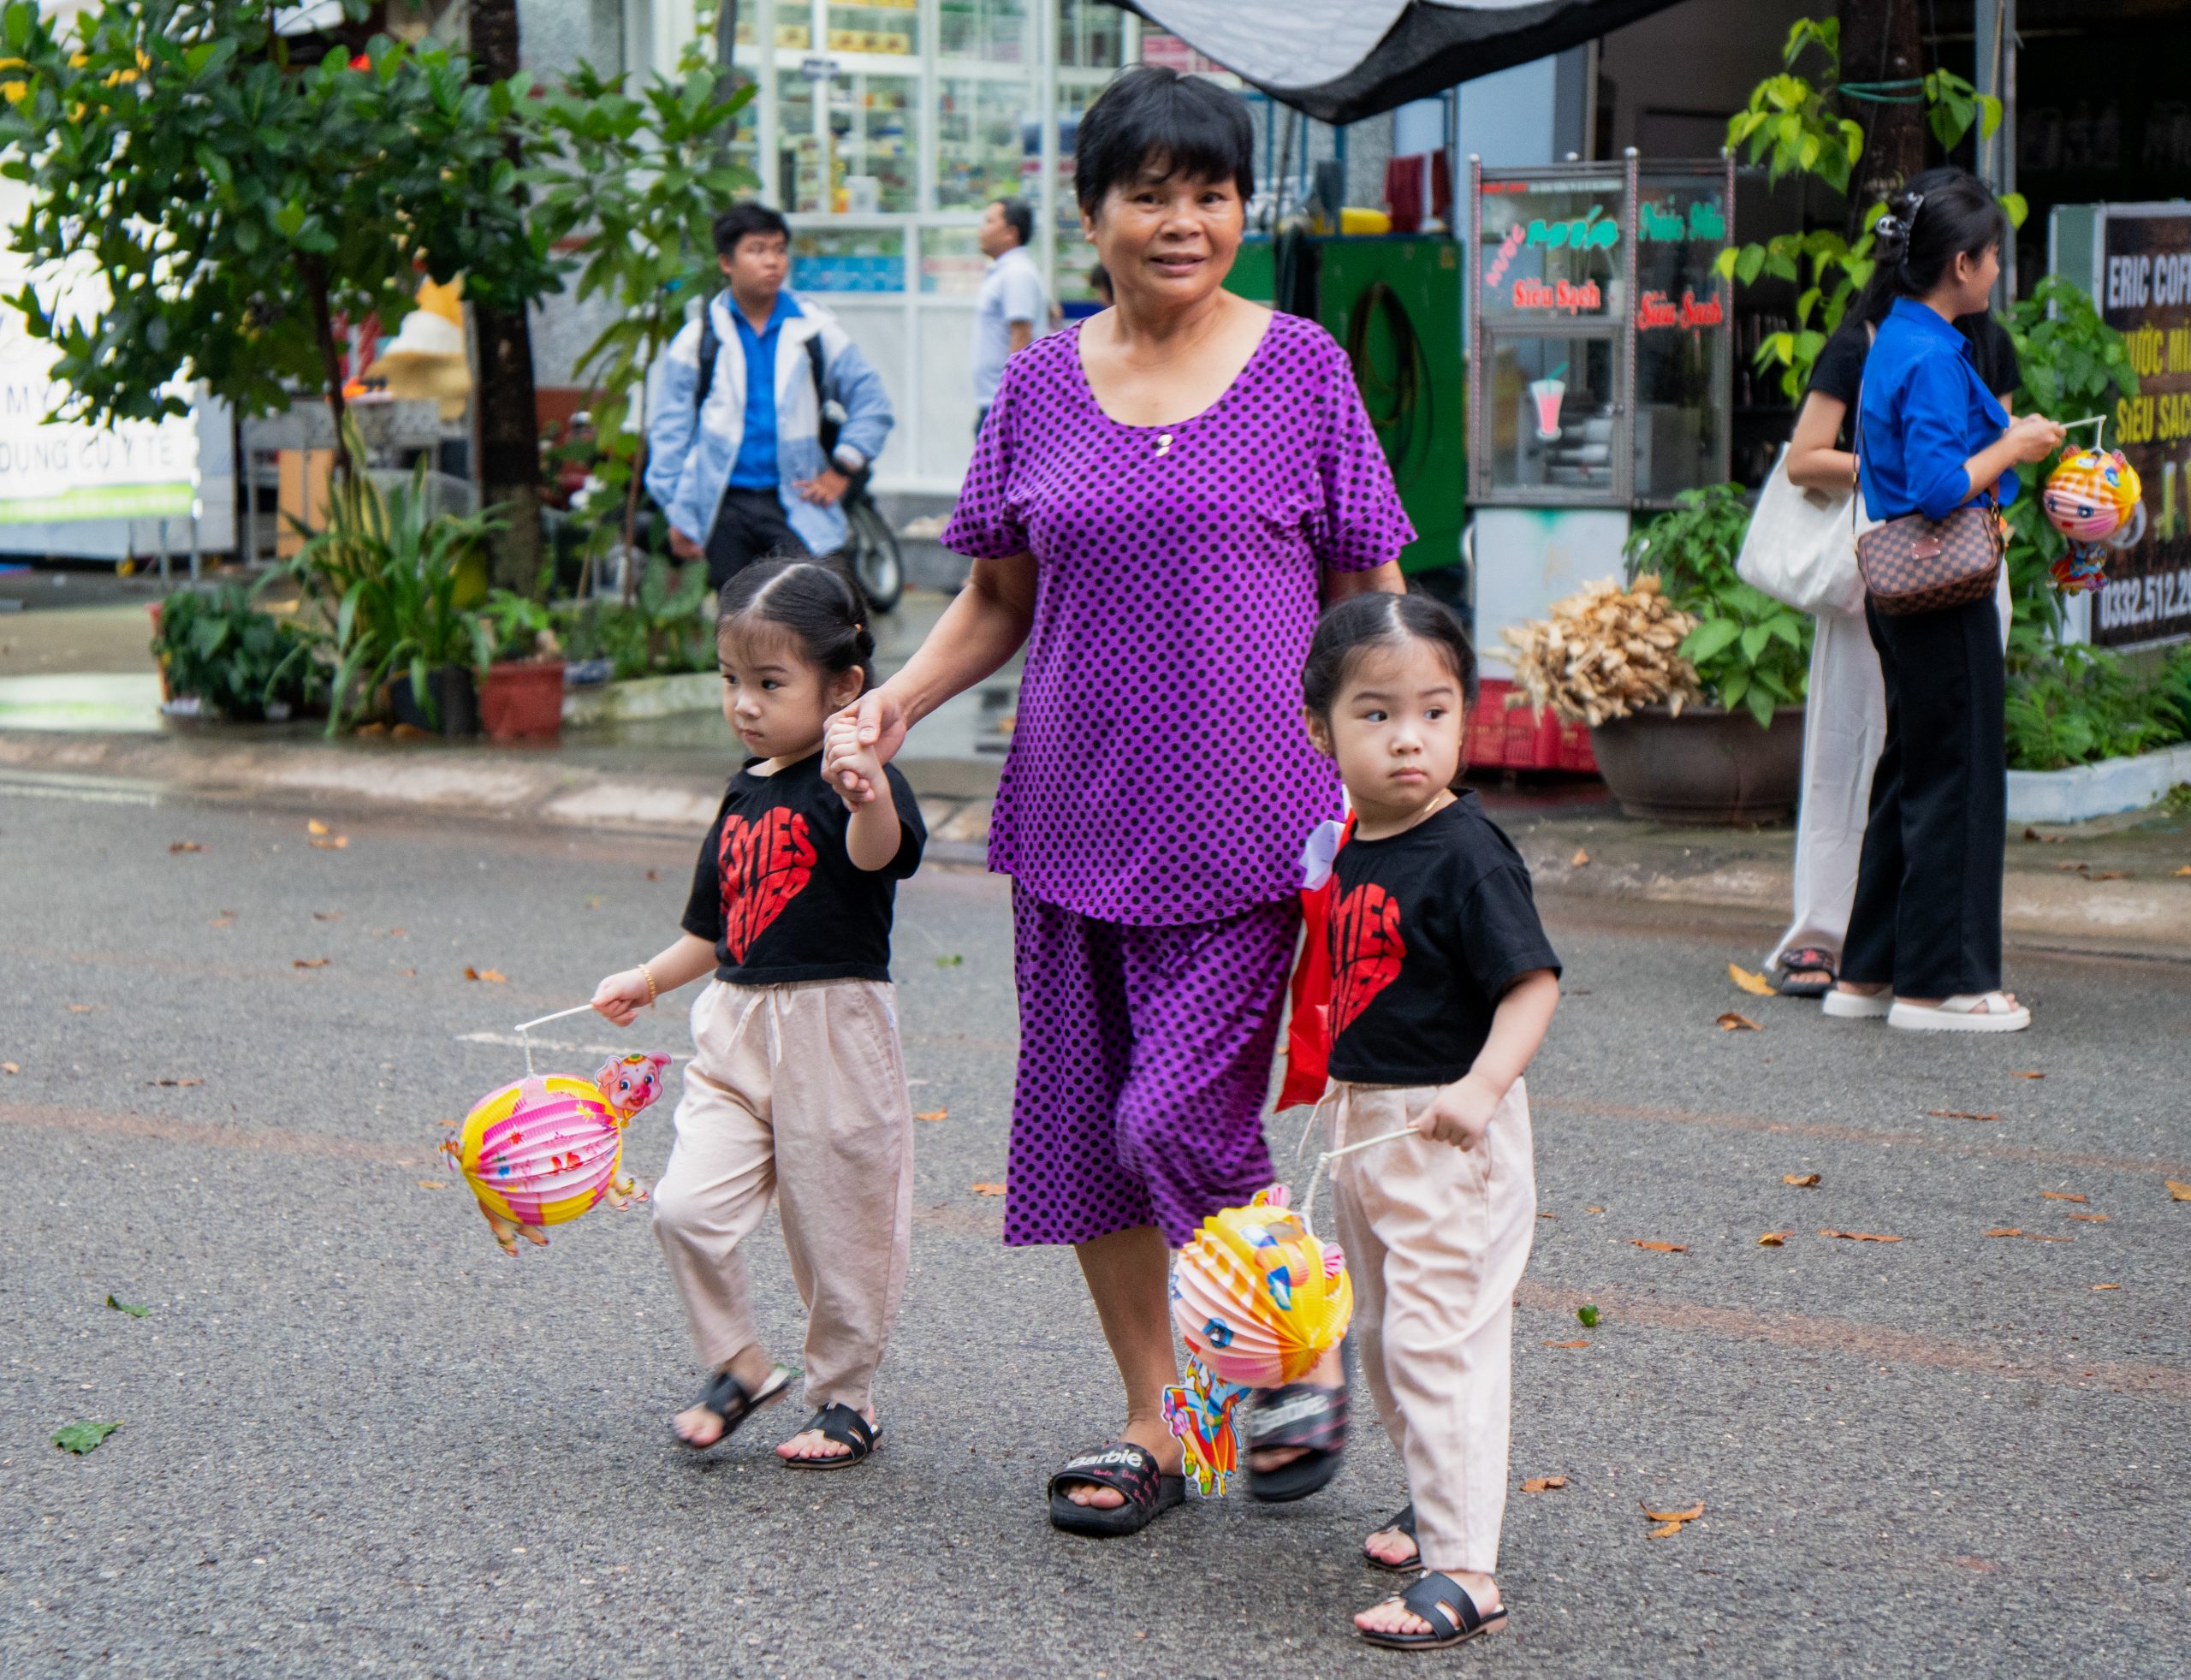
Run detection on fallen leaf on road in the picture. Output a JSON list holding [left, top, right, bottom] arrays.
[[2010, 1071, 2046, 1080], [1576, 1304, 1600, 1327], [2091, 870, 2128, 882], [1522, 1476, 1567, 1492], [1986, 1228, 2072, 1242], [1631, 1239, 1688, 1253], [207, 917, 234, 929], [2067, 1212, 2109, 1223], [145, 1077, 203, 1088], [1642, 1502, 1705, 1523], [307, 819, 329, 834], [1727, 962, 1774, 996], [644, 868, 660, 882], [1, 1062, 15, 1075], [416, 1180, 446, 1190], [1758, 1230, 1790, 1246], [970, 1182, 1006, 1196], [2164, 1180, 2191, 1202], [1820, 1230, 1901, 1243], [373, 926, 407, 938], [312, 911, 342, 923], [2176, 865, 2191, 877], [1647, 1520, 1686, 1539], [2091, 1283, 2121, 1291], [391, 721, 431, 741], [1716, 1012, 1761, 1031], [1783, 1172, 1821, 1187], [915, 1107, 948, 1122], [1571, 848, 1591, 867], [2022, 827, 2068, 843], [168, 840, 204, 853], [292, 958, 329, 970], [66, 1004, 100, 1012], [935, 953, 965, 969], [1542, 1340, 1590, 1349], [51, 1421, 120, 1456], [1535, 1211, 1559, 1220], [1927, 1110, 1998, 1121], [1586, 1206, 1605, 1214], [464, 967, 507, 983], [2040, 1191, 2087, 1203], [309, 835, 349, 850], [2055, 861, 2089, 873], [105, 1295, 149, 1317]]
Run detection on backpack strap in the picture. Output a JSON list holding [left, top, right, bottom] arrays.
[[693, 296, 719, 415], [805, 329, 841, 459]]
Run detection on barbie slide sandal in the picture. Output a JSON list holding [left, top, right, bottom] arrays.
[[1888, 993, 2030, 1033]]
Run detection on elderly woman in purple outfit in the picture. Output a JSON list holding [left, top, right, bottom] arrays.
[[823, 66, 1411, 1535]]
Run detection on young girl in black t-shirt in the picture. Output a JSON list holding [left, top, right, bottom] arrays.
[[591, 558, 924, 1470], [1297, 592, 1560, 1651]]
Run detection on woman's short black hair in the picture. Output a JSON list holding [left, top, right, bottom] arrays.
[[717, 555, 876, 693], [1303, 590, 1479, 721], [713, 201, 792, 259], [1074, 66, 1254, 216], [1855, 167, 2005, 322]]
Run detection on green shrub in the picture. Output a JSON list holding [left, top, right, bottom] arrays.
[[553, 555, 711, 681], [1624, 484, 1812, 727], [2004, 645, 2191, 771], [151, 585, 325, 721]]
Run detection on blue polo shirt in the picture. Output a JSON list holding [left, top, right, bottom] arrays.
[[1858, 297, 2020, 522], [727, 290, 801, 490]]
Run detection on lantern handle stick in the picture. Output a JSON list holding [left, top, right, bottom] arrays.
[[513, 1002, 599, 1034], [1299, 1125, 1416, 1237], [2058, 414, 2108, 446]]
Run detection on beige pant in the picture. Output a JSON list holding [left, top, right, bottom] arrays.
[[652, 978, 914, 1414], [1323, 1077, 1535, 1575]]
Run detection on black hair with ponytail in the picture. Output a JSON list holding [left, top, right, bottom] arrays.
[[716, 555, 876, 694], [1853, 166, 2006, 327]]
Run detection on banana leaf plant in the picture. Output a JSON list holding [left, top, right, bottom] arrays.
[[284, 418, 501, 734]]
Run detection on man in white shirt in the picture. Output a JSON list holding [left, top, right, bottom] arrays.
[[972, 196, 1046, 437]]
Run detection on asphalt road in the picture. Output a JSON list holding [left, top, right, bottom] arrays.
[[2, 780, 2186, 1677]]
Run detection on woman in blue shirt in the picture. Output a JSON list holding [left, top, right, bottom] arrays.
[[1823, 171, 2063, 1034]]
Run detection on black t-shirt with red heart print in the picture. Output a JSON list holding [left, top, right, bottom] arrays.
[[681, 750, 925, 986], [1326, 790, 1561, 1087]]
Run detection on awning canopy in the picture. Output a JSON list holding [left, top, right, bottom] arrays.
[[1110, 0, 1685, 125]]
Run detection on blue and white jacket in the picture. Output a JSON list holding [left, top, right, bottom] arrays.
[[644, 291, 894, 556]]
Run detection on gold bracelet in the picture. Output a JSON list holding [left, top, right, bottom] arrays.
[[638, 962, 658, 1008]]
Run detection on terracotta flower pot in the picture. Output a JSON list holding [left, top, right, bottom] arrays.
[[479, 659, 565, 742], [1588, 704, 1805, 824]]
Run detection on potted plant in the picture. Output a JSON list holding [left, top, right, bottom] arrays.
[[478, 588, 567, 742], [285, 437, 499, 737], [150, 584, 327, 722]]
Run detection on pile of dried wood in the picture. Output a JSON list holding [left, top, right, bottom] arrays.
[[1500, 575, 1702, 727]]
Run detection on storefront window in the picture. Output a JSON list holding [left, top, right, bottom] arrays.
[[1631, 169, 1730, 501], [793, 228, 908, 294], [823, 0, 918, 58], [935, 74, 1035, 211], [1057, 0, 1122, 68], [827, 73, 917, 213], [919, 225, 988, 295], [940, 0, 1030, 63]]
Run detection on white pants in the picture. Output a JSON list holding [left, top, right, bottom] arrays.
[[1769, 573, 2010, 972]]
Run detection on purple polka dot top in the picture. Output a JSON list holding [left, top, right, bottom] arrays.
[[942, 310, 1416, 927]]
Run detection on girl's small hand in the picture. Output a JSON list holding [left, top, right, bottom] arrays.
[[1414, 1072, 1502, 1149], [831, 739, 886, 812], [591, 968, 651, 1028]]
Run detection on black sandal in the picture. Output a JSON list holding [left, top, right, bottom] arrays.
[[1772, 947, 1838, 998], [1363, 1502, 1419, 1573], [1239, 1380, 1349, 1503], [1046, 1441, 1185, 1538], [674, 1362, 791, 1451], [1357, 1571, 1508, 1651], [781, 1402, 879, 1470]]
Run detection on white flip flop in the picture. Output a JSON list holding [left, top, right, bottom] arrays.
[[1888, 992, 2031, 1033], [1822, 988, 1891, 1019]]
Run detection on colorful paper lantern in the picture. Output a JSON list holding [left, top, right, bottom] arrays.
[[1170, 1185, 1354, 1388], [442, 1052, 670, 1255], [2043, 448, 2142, 594]]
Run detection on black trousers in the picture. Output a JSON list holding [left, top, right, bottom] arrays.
[[703, 487, 810, 591], [1840, 591, 2006, 998]]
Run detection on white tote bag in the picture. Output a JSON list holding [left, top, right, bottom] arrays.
[[1736, 444, 1867, 618]]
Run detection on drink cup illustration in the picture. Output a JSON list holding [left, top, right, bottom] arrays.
[[1529, 375, 1565, 442]]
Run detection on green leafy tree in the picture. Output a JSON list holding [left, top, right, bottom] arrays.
[[0, 0, 561, 480], [1719, 17, 2022, 400], [531, 15, 755, 593]]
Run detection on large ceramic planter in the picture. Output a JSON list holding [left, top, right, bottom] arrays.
[[1589, 704, 1805, 824], [479, 660, 565, 742]]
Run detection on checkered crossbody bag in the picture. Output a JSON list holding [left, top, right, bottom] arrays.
[[1851, 377, 2002, 615]]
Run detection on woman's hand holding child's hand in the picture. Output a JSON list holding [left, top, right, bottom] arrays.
[[831, 737, 887, 814], [1415, 1072, 1505, 1149], [591, 968, 653, 1028]]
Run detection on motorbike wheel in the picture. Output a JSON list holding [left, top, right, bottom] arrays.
[[843, 495, 904, 614]]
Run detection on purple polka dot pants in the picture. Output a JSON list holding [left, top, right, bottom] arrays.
[[1004, 886, 1300, 1249]]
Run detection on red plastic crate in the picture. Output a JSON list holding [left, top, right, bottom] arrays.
[[1470, 677, 1597, 774]]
